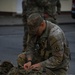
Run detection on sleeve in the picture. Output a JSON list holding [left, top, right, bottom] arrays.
[[25, 34, 37, 60], [22, 0, 27, 17], [56, 0, 61, 14], [40, 32, 65, 69]]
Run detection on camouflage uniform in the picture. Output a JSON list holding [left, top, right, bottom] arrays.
[[16, 13, 70, 75], [22, 0, 61, 51], [22, 0, 51, 51], [0, 61, 13, 75], [44, 0, 61, 24]]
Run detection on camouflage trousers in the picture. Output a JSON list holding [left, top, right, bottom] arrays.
[[7, 67, 53, 75], [7, 66, 67, 75], [15, 53, 67, 75]]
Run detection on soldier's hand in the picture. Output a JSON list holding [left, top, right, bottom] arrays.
[[30, 63, 41, 70], [23, 62, 32, 71]]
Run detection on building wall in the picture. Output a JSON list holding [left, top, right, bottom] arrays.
[[0, 0, 17, 12], [60, 0, 72, 11], [0, 0, 72, 14]]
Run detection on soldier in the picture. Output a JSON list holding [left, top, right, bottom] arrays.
[[22, 0, 51, 52], [16, 13, 71, 75], [22, 0, 61, 52]]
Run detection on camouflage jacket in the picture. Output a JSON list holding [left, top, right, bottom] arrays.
[[25, 21, 70, 71]]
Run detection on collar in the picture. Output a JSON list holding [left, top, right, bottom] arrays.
[[39, 21, 50, 39]]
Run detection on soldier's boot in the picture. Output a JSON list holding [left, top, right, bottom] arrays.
[[0, 61, 14, 75], [17, 53, 27, 68]]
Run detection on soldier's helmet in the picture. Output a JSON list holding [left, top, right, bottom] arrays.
[[27, 13, 43, 35]]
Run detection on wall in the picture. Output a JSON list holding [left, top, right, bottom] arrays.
[[0, 0, 72, 13], [60, 0, 72, 11], [0, 0, 17, 12]]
